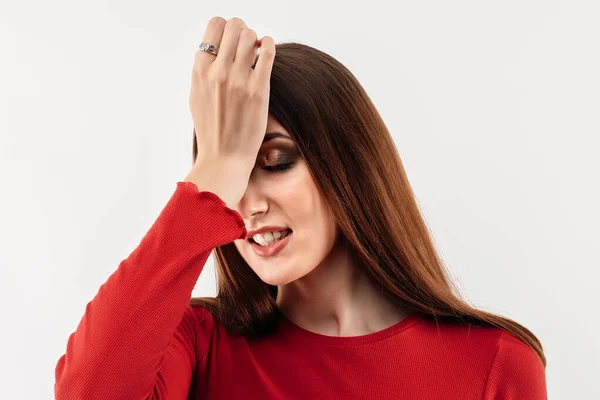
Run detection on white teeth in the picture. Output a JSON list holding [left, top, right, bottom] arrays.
[[252, 229, 291, 246]]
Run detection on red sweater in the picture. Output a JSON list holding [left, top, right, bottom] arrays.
[[55, 181, 548, 399]]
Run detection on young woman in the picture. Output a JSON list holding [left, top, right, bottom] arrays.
[[55, 16, 547, 400]]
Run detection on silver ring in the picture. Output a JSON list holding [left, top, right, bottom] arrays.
[[198, 42, 219, 56]]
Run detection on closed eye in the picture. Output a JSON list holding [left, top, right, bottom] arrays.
[[262, 162, 295, 172]]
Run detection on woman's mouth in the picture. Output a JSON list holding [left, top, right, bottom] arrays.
[[249, 229, 293, 257]]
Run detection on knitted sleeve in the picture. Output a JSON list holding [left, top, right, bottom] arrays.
[[482, 330, 548, 399], [54, 181, 246, 399]]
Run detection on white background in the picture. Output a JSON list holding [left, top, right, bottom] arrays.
[[1, 1, 598, 398]]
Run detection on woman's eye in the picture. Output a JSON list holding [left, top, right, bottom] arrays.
[[262, 162, 294, 172]]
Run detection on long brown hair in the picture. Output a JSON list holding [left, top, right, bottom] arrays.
[[189, 42, 546, 366]]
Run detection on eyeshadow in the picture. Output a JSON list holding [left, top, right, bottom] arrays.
[[259, 148, 296, 164]]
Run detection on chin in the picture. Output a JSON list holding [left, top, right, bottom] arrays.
[[250, 263, 304, 287], [255, 268, 294, 287]]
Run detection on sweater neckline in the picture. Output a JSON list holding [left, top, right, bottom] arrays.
[[277, 311, 423, 346]]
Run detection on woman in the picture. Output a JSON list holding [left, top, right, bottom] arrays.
[[55, 16, 547, 399]]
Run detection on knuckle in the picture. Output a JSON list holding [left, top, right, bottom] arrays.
[[192, 62, 207, 77], [208, 16, 226, 27], [230, 80, 249, 95], [261, 36, 274, 45], [259, 37, 275, 54], [260, 47, 274, 58], [227, 17, 245, 27], [248, 87, 265, 101], [241, 28, 257, 40], [211, 70, 228, 84]]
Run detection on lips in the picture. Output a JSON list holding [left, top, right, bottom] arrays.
[[250, 230, 293, 257]]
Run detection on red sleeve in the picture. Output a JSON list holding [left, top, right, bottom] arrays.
[[483, 330, 548, 400], [54, 181, 246, 400]]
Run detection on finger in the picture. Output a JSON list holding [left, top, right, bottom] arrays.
[[194, 16, 226, 71], [214, 17, 247, 67], [234, 28, 259, 71], [252, 36, 276, 85]]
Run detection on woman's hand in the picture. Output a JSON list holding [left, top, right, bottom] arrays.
[[184, 17, 275, 208]]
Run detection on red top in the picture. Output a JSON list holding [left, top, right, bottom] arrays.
[[54, 181, 547, 399]]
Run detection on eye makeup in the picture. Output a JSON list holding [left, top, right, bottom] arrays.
[[257, 145, 299, 173]]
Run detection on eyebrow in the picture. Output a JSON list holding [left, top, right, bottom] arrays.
[[263, 131, 292, 144]]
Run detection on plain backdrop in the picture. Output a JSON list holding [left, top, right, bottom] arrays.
[[1, 0, 598, 398]]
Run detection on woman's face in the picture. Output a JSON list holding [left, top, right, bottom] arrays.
[[232, 113, 339, 286]]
